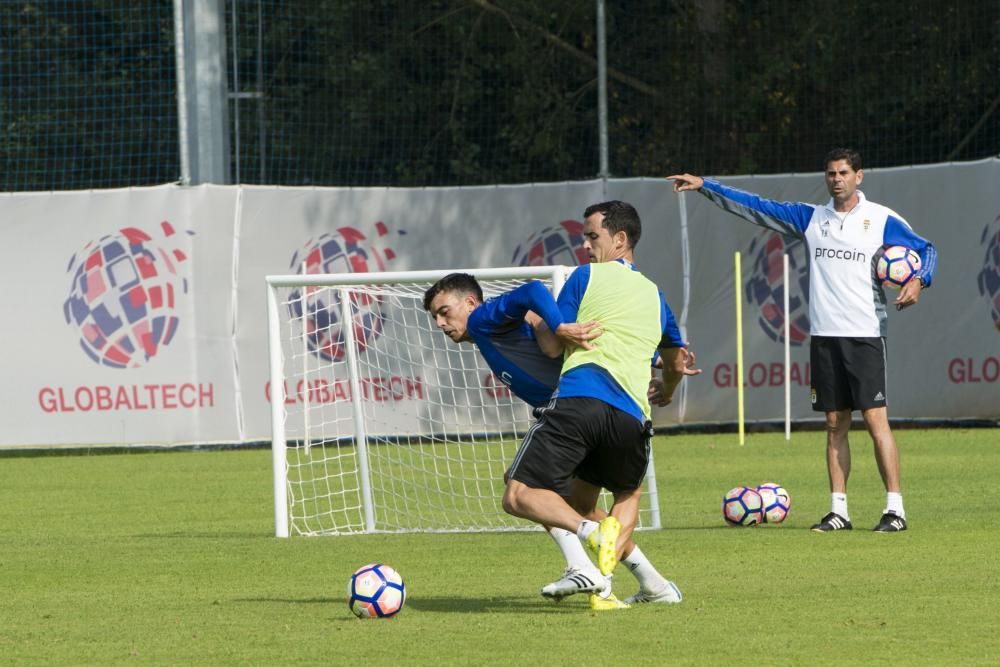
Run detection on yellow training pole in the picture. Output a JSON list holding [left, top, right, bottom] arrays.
[[735, 251, 745, 445]]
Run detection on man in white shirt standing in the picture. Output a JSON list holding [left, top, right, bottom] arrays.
[[669, 148, 937, 533]]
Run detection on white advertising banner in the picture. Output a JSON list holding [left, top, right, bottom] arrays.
[[1, 185, 239, 446], [1, 160, 997, 447], [234, 181, 605, 441]]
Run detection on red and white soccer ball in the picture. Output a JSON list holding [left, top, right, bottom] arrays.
[[722, 486, 764, 526], [756, 482, 791, 524], [876, 245, 922, 290], [347, 563, 406, 619]]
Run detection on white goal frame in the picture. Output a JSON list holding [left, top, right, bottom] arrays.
[[266, 266, 661, 537]]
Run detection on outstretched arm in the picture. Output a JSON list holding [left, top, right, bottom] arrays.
[[667, 173, 814, 238], [668, 173, 705, 192]]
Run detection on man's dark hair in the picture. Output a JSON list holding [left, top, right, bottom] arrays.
[[423, 273, 483, 311], [582, 200, 642, 249], [824, 148, 863, 172]]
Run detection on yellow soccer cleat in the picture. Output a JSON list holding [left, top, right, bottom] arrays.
[[585, 526, 601, 558], [589, 591, 630, 611], [594, 516, 621, 575]]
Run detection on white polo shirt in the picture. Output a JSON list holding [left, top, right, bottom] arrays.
[[700, 179, 937, 337]]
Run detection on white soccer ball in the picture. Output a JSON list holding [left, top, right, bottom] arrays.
[[722, 486, 764, 526], [347, 563, 406, 619], [756, 482, 791, 524], [876, 245, 921, 290]]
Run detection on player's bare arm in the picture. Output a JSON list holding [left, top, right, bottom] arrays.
[[648, 345, 700, 406], [648, 356, 666, 405], [554, 320, 602, 351], [656, 347, 685, 406], [524, 311, 563, 358], [680, 345, 701, 376], [647, 376, 666, 406], [654, 345, 702, 406], [528, 312, 602, 356], [666, 174, 705, 192]]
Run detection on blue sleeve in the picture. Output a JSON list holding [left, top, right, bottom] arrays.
[[701, 179, 814, 239], [472, 281, 564, 333], [659, 292, 685, 348], [556, 264, 590, 322], [884, 215, 938, 288]]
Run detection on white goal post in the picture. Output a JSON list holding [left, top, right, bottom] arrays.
[[266, 266, 662, 537]]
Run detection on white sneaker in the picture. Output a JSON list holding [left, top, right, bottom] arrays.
[[540, 566, 610, 601], [623, 581, 682, 605]]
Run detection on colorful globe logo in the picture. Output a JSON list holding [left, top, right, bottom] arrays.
[[512, 220, 589, 267], [287, 224, 399, 362], [977, 215, 1000, 332], [63, 222, 192, 369], [746, 233, 810, 345]]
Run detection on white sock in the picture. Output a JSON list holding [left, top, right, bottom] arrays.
[[576, 519, 599, 542], [886, 492, 905, 518], [832, 493, 849, 520], [621, 545, 668, 593], [547, 527, 593, 570]]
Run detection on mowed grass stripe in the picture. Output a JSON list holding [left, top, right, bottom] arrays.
[[1, 429, 997, 665]]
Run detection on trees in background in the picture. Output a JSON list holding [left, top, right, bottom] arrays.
[[3, 0, 997, 190]]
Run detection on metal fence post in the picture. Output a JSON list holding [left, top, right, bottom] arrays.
[[174, 0, 232, 185], [596, 0, 609, 183]]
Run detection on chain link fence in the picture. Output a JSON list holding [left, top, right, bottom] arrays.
[[2, 0, 997, 191], [1, 2, 179, 191]]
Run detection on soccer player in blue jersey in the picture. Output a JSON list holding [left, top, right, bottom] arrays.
[[497, 200, 697, 609], [423, 273, 597, 407], [670, 148, 938, 533], [424, 270, 696, 608]]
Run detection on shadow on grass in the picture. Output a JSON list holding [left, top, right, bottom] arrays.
[[134, 531, 272, 539], [236, 597, 340, 605], [405, 596, 574, 613], [235, 596, 576, 614]]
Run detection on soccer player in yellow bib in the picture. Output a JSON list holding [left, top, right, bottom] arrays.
[[502, 200, 697, 609]]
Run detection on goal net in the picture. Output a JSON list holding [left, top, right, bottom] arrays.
[[266, 266, 661, 536]]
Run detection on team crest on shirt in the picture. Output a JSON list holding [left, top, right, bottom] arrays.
[[863, 218, 871, 232]]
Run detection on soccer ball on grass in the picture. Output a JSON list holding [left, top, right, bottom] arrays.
[[756, 482, 791, 524], [347, 563, 406, 619], [722, 486, 764, 526]]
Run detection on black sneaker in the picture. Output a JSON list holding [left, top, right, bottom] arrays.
[[873, 512, 907, 532], [810, 512, 853, 532]]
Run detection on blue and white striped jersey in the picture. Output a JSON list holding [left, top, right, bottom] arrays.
[[700, 179, 938, 337]]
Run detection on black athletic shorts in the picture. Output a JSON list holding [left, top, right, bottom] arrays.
[[810, 336, 888, 412], [506, 396, 652, 496]]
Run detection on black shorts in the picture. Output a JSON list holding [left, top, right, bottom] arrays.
[[506, 396, 651, 496], [810, 336, 888, 412]]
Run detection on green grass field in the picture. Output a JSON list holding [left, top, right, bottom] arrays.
[[2, 429, 998, 665]]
